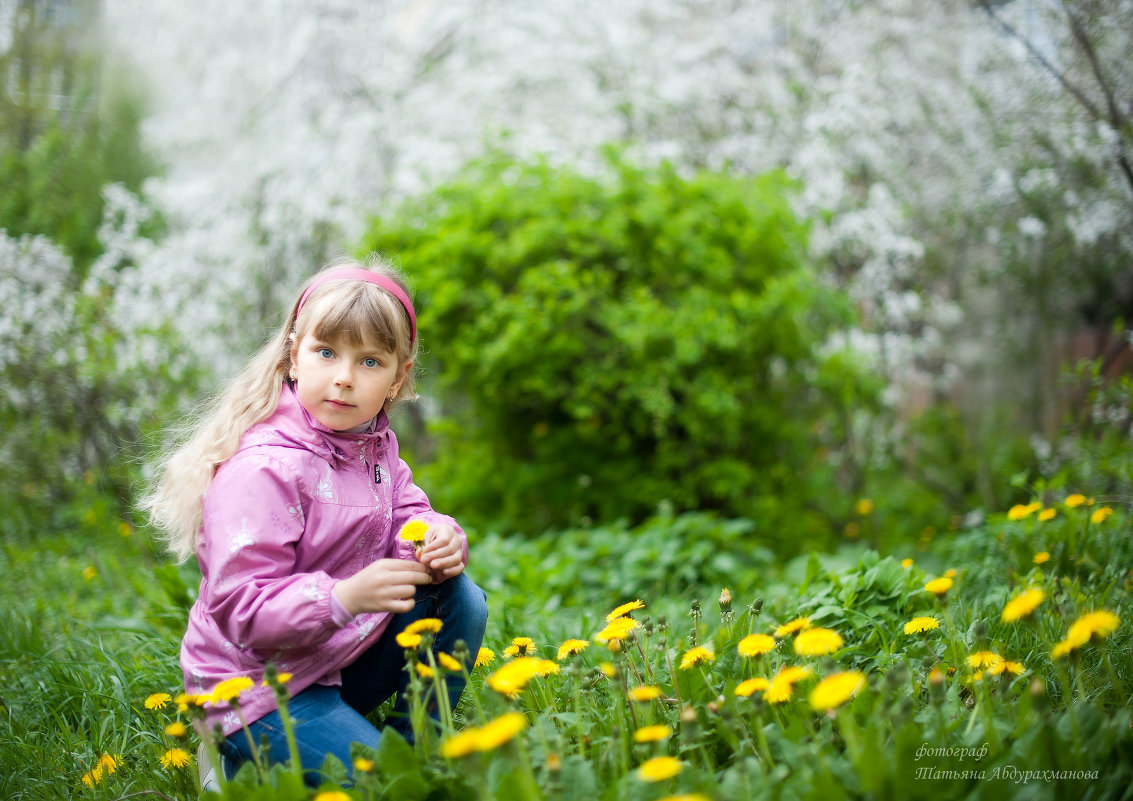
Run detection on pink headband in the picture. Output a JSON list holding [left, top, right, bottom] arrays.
[[296, 268, 417, 345]]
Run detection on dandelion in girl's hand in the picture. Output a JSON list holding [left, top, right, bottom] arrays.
[[903, 616, 940, 635], [628, 685, 662, 702], [556, 639, 590, 660], [1091, 506, 1114, 524], [144, 693, 172, 711], [735, 677, 771, 697], [159, 748, 192, 769], [738, 633, 776, 657], [475, 647, 495, 668], [809, 671, 866, 711], [679, 646, 715, 670], [503, 636, 536, 658], [924, 577, 953, 596], [773, 616, 811, 638], [404, 618, 443, 635], [398, 520, 428, 544], [1033, 551, 1051, 565], [164, 721, 188, 738], [606, 599, 645, 621], [1001, 589, 1045, 622], [794, 627, 844, 656], [637, 756, 684, 782], [634, 724, 673, 743]]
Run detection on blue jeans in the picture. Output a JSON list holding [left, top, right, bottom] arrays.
[[221, 573, 487, 785]]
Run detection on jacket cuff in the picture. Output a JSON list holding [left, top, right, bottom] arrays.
[[329, 583, 356, 627]]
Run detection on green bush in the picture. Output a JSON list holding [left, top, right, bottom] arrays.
[[363, 150, 881, 543]]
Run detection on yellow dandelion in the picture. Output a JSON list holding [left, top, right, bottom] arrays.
[[487, 657, 544, 697], [210, 676, 255, 704], [734, 677, 771, 697], [396, 632, 422, 649], [503, 636, 536, 657], [944, 568, 957, 578], [1001, 589, 1045, 623], [1007, 504, 1031, 520], [556, 639, 591, 660], [855, 498, 874, 515], [901, 558, 914, 569], [989, 660, 1025, 676], [441, 712, 527, 758], [679, 646, 715, 670], [398, 520, 428, 543], [809, 671, 866, 711], [1065, 494, 1087, 508], [737, 633, 776, 657], [638, 755, 683, 782], [1053, 610, 1121, 657], [475, 647, 495, 668], [164, 721, 188, 738], [924, 577, 953, 596], [606, 599, 645, 622], [82, 566, 97, 581], [438, 652, 463, 672], [793, 627, 844, 656], [261, 671, 293, 687], [628, 685, 662, 702], [97, 754, 121, 775], [1091, 506, 1114, 524], [764, 665, 813, 704], [596, 617, 639, 642], [415, 663, 435, 679], [314, 792, 352, 801], [404, 618, 443, 635], [159, 748, 192, 770], [657, 796, 712, 801], [903, 616, 940, 634], [773, 616, 811, 638], [1033, 551, 1051, 565], [634, 724, 673, 743], [144, 693, 172, 711], [599, 662, 616, 677], [174, 692, 207, 712], [353, 757, 374, 772], [80, 765, 104, 787], [966, 651, 1004, 671], [1037, 508, 1056, 521]]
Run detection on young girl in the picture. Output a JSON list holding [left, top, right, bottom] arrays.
[[143, 255, 487, 786]]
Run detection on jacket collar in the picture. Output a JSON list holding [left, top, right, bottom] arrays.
[[268, 382, 391, 468]]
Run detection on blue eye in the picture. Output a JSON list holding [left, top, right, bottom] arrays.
[[362, 358, 380, 368], [317, 347, 334, 359]]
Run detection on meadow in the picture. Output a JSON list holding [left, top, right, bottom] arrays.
[[1, 490, 1129, 801]]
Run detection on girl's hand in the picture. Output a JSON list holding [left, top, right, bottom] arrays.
[[419, 523, 465, 583], [334, 558, 430, 615]]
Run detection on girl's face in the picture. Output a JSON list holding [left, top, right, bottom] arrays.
[[289, 330, 410, 431]]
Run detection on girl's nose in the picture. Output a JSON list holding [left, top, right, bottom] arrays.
[[334, 364, 354, 387]]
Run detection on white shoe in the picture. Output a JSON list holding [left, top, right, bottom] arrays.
[[198, 744, 222, 792]]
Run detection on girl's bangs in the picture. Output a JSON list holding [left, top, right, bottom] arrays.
[[308, 284, 406, 354]]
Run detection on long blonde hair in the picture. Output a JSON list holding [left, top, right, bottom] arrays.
[[142, 254, 419, 563]]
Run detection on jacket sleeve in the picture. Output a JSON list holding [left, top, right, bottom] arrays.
[[387, 433, 469, 566], [197, 454, 340, 651]]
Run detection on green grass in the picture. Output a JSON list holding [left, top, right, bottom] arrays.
[[0, 496, 1130, 800]]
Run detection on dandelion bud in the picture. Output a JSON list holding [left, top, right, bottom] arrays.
[[689, 600, 702, 620], [680, 705, 697, 724], [546, 753, 562, 772], [1030, 678, 1048, 711], [751, 599, 764, 616], [718, 588, 732, 610], [707, 701, 719, 713], [453, 639, 470, 663]]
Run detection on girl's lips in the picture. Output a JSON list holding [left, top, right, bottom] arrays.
[[325, 399, 354, 409]]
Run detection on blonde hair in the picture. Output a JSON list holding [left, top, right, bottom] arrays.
[[142, 254, 419, 563]]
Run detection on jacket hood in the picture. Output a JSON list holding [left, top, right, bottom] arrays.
[[245, 382, 393, 469]]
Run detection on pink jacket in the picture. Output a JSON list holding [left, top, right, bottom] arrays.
[[180, 383, 466, 735]]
